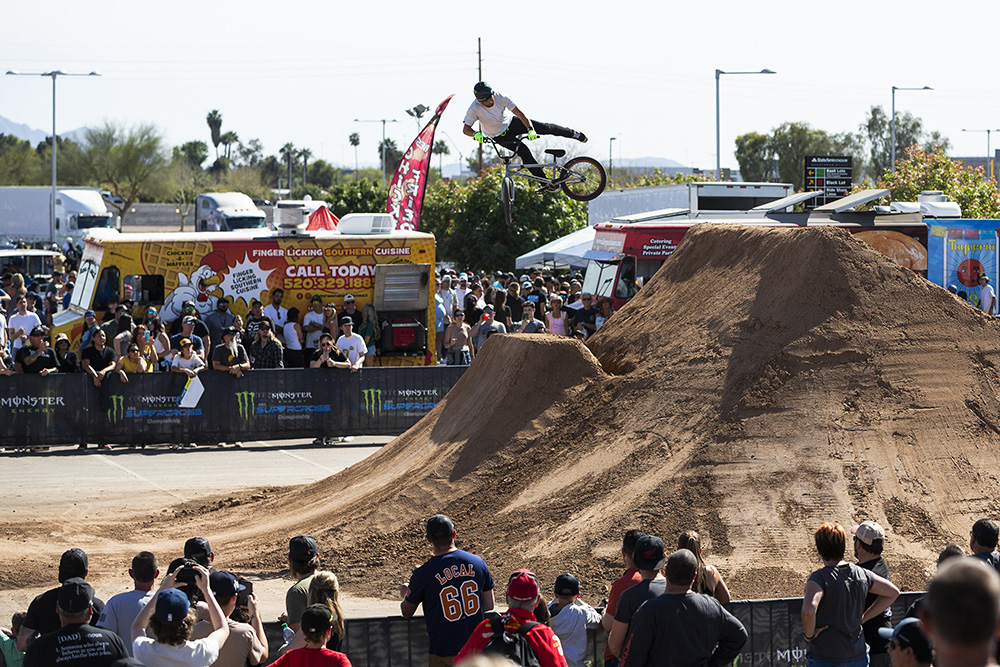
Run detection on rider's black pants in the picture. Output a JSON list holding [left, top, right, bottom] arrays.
[[495, 117, 577, 179]]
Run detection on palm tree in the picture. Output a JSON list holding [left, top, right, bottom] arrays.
[[349, 133, 360, 181], [220, 131, 239, 161], [281, 142, 296, 196], [378, 139, 401, 181], [299, 148, 312, 188], [206, 110, 223, 160], [432, 139, 450, 176]]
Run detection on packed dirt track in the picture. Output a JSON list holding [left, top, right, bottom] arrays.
[[6, 223, 1000, 604]]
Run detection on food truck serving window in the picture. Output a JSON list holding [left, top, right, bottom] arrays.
[[124, 274, 165, 305]]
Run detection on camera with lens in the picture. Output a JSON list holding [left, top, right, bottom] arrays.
[[168, 557, 204, 603]]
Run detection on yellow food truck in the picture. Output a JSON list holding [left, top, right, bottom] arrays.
[[55, 215, 436, 365]]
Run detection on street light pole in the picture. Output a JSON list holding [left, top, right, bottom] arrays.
[[962, 128, 1000, 183], [405, 104, 429, 129], [6, 69, 101, 243], [715, 68, 774, 181], [609, 137, 617, 187], [891, 85, 932, 173], [354, 118, 399, 189]]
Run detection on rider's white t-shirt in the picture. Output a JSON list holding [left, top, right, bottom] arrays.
[[464, 93, 517, 137]]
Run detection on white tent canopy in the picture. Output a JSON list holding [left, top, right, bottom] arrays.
[[515, 226, 595, 270]]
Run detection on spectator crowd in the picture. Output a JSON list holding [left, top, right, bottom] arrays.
[[6, 515, 998, 667], [435, 268, 616, 365]]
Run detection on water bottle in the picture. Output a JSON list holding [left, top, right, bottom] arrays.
[[282, 623, 294, 642]]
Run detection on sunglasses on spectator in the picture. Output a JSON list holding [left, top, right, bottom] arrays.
[[320, 343, 333, 348]]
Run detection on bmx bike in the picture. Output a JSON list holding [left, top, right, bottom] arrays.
[[484, 136, 607, 225]]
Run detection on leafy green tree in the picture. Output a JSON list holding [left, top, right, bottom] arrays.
[[259, 155, 283, 190], [0, 133, 44, 184], [206, 110, 223, 159], [235, 138, 264, 169], [174, 140, 209, 170], [81, 122, 167, 222], [326, 179, 386, 216], [309, 159, 339, 190], [220, 167, 269, 201], [875, 145, 1000, 218], [734, 132, 774, 182]]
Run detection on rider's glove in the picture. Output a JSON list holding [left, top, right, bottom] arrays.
[[473, 131, 485, 143], [527, 129, 539, 141]]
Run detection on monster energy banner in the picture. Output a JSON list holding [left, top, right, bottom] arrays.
[[0, 367, 466, 448]]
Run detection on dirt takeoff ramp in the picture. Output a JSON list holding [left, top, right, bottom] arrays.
[[6, 224, 1000, 602]]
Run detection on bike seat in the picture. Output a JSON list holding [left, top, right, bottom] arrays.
[[544, 149, 566, 158]]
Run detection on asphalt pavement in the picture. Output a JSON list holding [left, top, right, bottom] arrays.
[[0, 436, 388, 519]]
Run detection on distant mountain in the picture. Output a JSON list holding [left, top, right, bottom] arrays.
[[614, 157, 687, 169], [0, 114, 89, 145]]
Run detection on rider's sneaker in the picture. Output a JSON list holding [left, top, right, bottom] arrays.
[[541, 183, 561, 193], [573, 131, 588, 143]]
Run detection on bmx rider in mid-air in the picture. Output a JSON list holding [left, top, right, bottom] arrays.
[[463, 81, 588, 188]]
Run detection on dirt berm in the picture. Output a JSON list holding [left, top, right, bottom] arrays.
[[7, 223, 1000, 601]]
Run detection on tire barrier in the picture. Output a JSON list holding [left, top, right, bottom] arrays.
[[0, 366, 467, 448]]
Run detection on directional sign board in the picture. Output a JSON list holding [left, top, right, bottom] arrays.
[[805, 156, 853, 207]]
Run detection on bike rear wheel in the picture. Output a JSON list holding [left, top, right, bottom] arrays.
[[501, 176, 515, 225], [561, 157, 607, 201]]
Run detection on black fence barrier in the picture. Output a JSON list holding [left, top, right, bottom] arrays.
[[0, 366, 467, 448], [258, 592, 922, 667]]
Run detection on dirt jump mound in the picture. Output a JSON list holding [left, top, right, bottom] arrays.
[[7, 223, 1000, 602]]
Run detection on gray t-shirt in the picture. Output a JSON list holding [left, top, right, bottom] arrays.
[[615, 577, 667, 624], [807, 563, 875, 662]]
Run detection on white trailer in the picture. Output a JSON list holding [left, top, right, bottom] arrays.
[[0, 186, 117, 246], [587, 182, 794, 226]]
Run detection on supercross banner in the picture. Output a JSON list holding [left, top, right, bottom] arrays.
[[386, 94, 453, 231]]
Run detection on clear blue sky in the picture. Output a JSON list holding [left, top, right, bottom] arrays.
[[2, 0, 997, 172]]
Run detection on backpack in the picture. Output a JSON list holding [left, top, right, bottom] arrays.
[[482, 617, 542, 667]]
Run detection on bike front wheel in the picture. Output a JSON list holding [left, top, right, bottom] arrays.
[[501, 176, 515, 225], [561, 157, 607, 201]]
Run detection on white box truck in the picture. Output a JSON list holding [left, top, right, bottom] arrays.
[[194, 192, 267, 231], [0, 186, 117, 246]]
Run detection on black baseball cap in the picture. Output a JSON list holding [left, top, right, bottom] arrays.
[[426, 514, 455, 540], [310, 295, 323, 303], [58, 577, 94, 613], [878, 618, 933, 663], [209, 571, 245, 598], [289, 535, 318, 561], [184, 536, 212, 560], [339, 316, 354, 326], [554, 573, 580, 596], [301, 604, 334, 634], [633, 535, 667, 571], [182, 300, 196, 309], [59, 548, 88, 582]]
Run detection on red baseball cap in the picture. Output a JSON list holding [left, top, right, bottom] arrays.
[[507, 570, 539, 601]]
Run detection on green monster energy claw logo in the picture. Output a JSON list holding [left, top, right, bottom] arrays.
[[235, 391, 256, 420], [107, 394, 125, 424], [362, 389, 382, 418]]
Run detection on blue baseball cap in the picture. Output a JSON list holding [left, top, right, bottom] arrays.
[[154, 588, 190, 626]]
